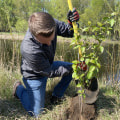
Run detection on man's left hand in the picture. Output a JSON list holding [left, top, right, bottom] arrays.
[[67, 8, 79, 25]]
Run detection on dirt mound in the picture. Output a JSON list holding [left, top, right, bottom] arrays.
[[65, 96, 96, 120]]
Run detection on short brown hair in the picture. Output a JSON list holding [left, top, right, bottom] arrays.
[[28, 12, 56, 37]]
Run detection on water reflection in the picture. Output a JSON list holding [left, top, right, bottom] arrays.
[[0, 39, 21, 69], [56, 42, 120, 84], [0, 39, 120, 83], [100, 44, 120, 85]]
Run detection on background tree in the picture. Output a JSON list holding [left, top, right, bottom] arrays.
[[44, 0, 68, 22], [80, 0, 105, 27], [12, 0, 43, 32], [0, 0, 120, 39], [0, 0, 43, 32], [72, 0, 90, 14], [0, 0, 16, 32]]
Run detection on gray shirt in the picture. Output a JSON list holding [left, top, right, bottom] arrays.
[[21, 19, 74, 79]]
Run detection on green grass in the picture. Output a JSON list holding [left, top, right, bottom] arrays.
[[0, 66, 120, 120], [0, 66, 75, 120], [0, 37, 120, 119], [0, 32, 120, 119], [96, 82, 120, 120]]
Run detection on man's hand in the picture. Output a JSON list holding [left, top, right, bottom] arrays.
[[67, 8, 79, 25]]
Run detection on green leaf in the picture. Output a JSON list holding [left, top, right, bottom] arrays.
[[80, 73, 85, 79], [87, 71, 93, 79], [80, 57, 84, 61], [77, 90, 82, 95], [92, 69, 98, 78], [96, 62, 101, 68], [81, 47, 86, 53], [92, 27, 99, 32], [73, 45, 81, 49], [72, 60, 78, 64], [76, 84, 81, 88], [90, 59, 96, 64], [72, 64, 77, 70], [111, 12, 117, 16], [89, 65, 96, 72], [72, 72, 78, 79], [107, 31, 110, 35], [85, 79, 89, 84], [77, 89, 84, 95], [110, 19, 115, 27], [83, 94, 86, 98], [85, 58, 90, 64], [88, 21, 91, 26], [101, 27, 106, 31], [97, 22, 102, 27], [70, 42, 76, 46], [99, 46, 104, 53], [82, 27, 89, 32]]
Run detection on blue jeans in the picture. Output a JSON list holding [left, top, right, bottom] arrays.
[[16, 61, 72, 117]]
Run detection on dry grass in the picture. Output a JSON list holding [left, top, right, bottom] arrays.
[[0, 34, 120, 119], [0, 67, 120, 120], [0, 66, 75, 120]]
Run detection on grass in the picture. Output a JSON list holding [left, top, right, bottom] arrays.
[[96, 82, 120, 120], [0, 35, 120, 119], [0, 66, 120, 120], [0, 65, 75, 120]]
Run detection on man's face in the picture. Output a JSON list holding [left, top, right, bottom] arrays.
[[35, 31, 55, 46]]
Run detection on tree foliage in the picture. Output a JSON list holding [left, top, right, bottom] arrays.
[[0, 0, 120, 36], [44, 0, 68, 22], [0, 0, 42, 32]]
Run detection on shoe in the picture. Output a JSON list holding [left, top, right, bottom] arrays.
[[50, 96, 65, 104], [13, 81, 22, 99]]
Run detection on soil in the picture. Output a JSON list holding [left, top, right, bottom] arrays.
[[64, 96, 96, 120]]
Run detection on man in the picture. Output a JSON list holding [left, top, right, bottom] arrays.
[[13, 9, 79, 118]]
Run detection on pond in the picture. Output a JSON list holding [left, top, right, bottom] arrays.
[[0, 39, 120, 84]]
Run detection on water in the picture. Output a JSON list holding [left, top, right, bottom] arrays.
[[0, 39, 120, 83], [0, 39, 21, 69]]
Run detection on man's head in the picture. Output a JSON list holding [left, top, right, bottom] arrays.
[[28, 12, 56, 45]]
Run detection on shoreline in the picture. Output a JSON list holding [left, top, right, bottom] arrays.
[[0, 33, 120, 44], [0, 33, 24, 41]]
